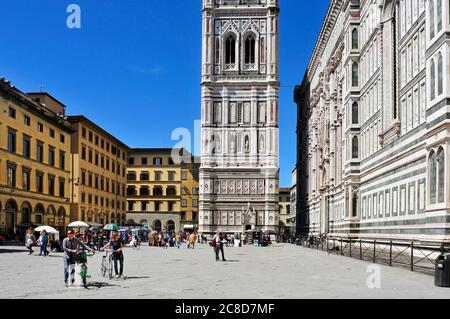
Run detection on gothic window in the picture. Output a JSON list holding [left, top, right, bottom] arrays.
[[237, 103, 243, 123], [437, 0, 442, 32], [430, 0, 435, 39], [244, 34, 256, 65], [352, 136, 359, 159], [225, 35, 236, 65], [438, 148, 445, 203], [352, 102, 359, 125], [429, 151, 437, 204], [260, 38, 265, 64], [430, 59, 436, 100], [352, 193, 358, 217], [352, 62, 359, 87], [351, 28, 358, 50], [438, 53, 443, 96]]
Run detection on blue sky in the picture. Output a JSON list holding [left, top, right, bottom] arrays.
[[0, 0, 329, 187]]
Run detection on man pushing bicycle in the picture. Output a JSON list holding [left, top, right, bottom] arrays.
[[63, 230, 94, 287]]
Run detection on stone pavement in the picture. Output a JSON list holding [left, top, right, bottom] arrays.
[[0, 243, 449, 299]]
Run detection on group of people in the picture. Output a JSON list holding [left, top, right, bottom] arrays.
[[25, 228, 56, 256], [148, 231, 206, 249]]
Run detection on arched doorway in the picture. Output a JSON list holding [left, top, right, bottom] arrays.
[[34, 204, 45, 225], [153, 220, 162, 232], [140, 219, 149, 229], [57, 207, 66, 226], [47, 205, 56, 226], [5, 199, 18, 240], [20, 202, 32, 224], [167, 220, 175, 233]]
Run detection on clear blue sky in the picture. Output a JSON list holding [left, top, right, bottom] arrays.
[[0, 0, 329, 187]]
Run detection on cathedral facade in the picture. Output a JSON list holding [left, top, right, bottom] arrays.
[[199, 0, 280, 236], [295, 0, 450, 243]]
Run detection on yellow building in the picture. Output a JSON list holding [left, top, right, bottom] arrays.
[[68, 116, 129, 226], [180, 158, 200, 231], [126, 149, 199, 233], [0, 79, 72, 240]]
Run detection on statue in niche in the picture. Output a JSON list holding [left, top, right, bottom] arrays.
[[230, 133, 236, 153], [244, 135, 250, 153], [259, 135, 265, 152]]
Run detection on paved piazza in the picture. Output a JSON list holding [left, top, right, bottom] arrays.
[[0, 243, 449, 299]]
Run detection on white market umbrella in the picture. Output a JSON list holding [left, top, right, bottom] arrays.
[[67, 221, 90, 228], [34, 226, 59, 234]]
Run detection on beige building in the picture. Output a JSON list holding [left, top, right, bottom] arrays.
[[68, 116, 129, 226], [126, 149, 199, 233], [0, 79, 72, 239], [278, 188, 292, 235]]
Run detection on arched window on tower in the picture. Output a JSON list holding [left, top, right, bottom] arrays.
[[438, 53, 443, 96], [430, 0, 435, 39], [225, 35, 236, 66], [352, 62, 359, 87], [430, 59, 436, 100], [352, 136, 359, 159], [438, 148, 445, 203], [437, 0, 442, 32], [351, 28, 359, 50], [352, 102, 359, 125], [244, 34, 256, 67], [429, 151, 437, 204]]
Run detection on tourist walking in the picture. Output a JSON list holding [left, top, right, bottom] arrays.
[[25, 228, 35, 255], [175, 232, 182, 249], [212, 232, 227, 262], [63, 230, 94, 287], [38, 230, 48, 256], [188, 232, 197, 249], [101, 232, 125, 279]]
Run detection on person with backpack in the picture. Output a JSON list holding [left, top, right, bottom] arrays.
[[212, 232, 227, 262]]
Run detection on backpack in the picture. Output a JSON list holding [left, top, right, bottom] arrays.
[[210, 238, 217, 248]]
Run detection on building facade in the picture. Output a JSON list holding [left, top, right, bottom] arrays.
[[127, 149, 199, 233], [68, 116, 129, 226], [199, 0, 280, 236], [278, 188, 292, 235], [295, 0, 450, 243], [0, 80, 72, 239], [180, 158, 200, 231]]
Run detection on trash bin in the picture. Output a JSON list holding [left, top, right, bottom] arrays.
[[435, 254, 450, 287]]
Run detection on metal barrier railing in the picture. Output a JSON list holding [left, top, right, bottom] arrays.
[[296, 236, 450, 274]]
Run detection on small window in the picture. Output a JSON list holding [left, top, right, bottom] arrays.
[[49, 129, 55, 138], [351, 28, 359, 50], [24, 115, 31, 126], [60, 134, 65, 143], [37, 122, 44, 133], [82, 127, 86, 138], [8, 107, 16, 119]]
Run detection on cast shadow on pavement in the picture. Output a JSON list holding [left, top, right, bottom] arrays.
[[0, 249, 27, 254], [123, 276, 151, 280], [86, 282, 119, 289]]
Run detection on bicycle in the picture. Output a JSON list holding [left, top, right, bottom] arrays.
[[101, 249, 114, 280], [76, 250, 95, 289]]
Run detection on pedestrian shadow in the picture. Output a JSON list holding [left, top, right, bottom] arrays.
[[86, 282, 118, 289], [124, 276, 150, 280], [224, 260, 240, 263], [0, 249, 26, 254]]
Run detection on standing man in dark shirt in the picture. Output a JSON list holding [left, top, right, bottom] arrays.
[[63, 230, 93, 287], [101, 231, 125, 278]]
